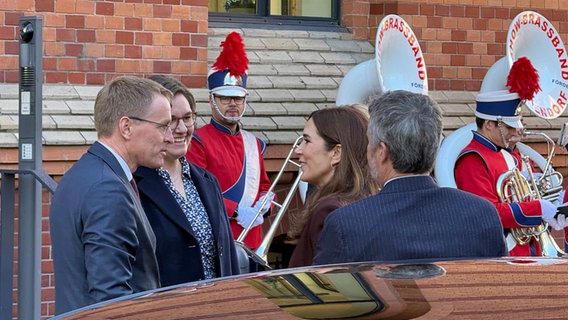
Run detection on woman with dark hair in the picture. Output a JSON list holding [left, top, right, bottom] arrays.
[[287, 106, 378, 267]]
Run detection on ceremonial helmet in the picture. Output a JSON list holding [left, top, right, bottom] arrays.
[[208, 32, 249, 97], [475, 56, 541, 129]]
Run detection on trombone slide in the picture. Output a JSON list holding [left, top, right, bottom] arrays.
[[235, 136, 304, 271]]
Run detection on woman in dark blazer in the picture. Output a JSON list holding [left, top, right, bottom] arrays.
[[134, 76, 239, 286]]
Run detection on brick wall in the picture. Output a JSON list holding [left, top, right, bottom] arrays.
[[341, 0, 568, 92], [0, 0, 209, 87], [3, 1, 568, 92]]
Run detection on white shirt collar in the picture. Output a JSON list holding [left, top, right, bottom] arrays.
[[98, 141, 133, 181], [383, 174, 425, 187]]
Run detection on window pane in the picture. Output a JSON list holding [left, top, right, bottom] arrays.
[[270, 0, 332, 18], [209, 0, 257, 14], [208, 0, 333, 18]]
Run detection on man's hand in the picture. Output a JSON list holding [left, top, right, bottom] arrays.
[[236, 205, 264, 229], [555, 214, 568, 230]]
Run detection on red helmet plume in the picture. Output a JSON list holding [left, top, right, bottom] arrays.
[[211, 32, 249, 77], [506, 56, 541, 101]]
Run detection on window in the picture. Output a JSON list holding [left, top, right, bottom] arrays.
[[209, 0, 340, 29]]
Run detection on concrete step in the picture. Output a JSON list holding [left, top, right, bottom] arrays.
[[1, 82, 564, 147], [1, 27, 567, 148], [207, 27, 374, 93]]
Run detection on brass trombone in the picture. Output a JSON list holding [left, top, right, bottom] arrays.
[[235, 136, 304, 272]]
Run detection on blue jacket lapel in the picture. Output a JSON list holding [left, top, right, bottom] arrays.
[[189, 164, 224, 239], [89, 141, 129, 183]]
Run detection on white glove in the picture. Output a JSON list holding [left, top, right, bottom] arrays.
[[554, 214, 568, 230], [254, 192, 275, 216], [235, 192, 275, 229], [554, 190, 566, 206], [540, 199, 558, 225], [236, 205, 264, 229]]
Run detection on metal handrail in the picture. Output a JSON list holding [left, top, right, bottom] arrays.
[[0, 169, 57, 320]]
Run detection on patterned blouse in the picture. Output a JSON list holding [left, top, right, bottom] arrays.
[[157, 157, 217, 279]]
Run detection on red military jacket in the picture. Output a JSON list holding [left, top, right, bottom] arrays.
[[455, 131, 543, 256], [187, 119, 271, 250]]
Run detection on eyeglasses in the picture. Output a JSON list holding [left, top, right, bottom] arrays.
[[215, 95, 245, 105], [129, 116, 172, 135], [169, 113, 197, 130]]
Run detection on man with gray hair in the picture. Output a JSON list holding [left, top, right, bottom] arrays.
[[313, 90, 507, 264]]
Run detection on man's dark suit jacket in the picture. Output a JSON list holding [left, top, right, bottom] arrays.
[[50, 142, 160, 315], [134, 163, 240, 287], [313, 176, 508, 265]]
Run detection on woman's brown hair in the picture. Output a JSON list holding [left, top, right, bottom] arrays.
[[288, 105, 378, 239]]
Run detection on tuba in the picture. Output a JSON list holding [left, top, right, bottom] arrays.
[[493, 11, 568, 256], [335, 14, 428, 106], [481, 10, 568, 118], [496, 139, 565, 256]]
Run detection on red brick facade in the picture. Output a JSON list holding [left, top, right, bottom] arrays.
[[343, 1, 568, 91], [1, 2, 568, 90], [2, 1, 568, 318], [0, 0, 210, 87]]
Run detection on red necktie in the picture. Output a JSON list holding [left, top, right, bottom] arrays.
[[130, 179, 140, 199]]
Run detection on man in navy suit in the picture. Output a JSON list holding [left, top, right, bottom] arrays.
[[313, 90, 508, 265], [50, 76, 174, 314]]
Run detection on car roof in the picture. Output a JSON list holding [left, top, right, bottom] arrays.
[[53, 257, 568, 319]]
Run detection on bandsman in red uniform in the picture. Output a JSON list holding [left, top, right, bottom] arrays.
[[455, 57, 567, 256], [186, 32, 273, 252]]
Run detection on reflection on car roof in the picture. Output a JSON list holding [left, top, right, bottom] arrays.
[[53, 257, 568, 319]]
